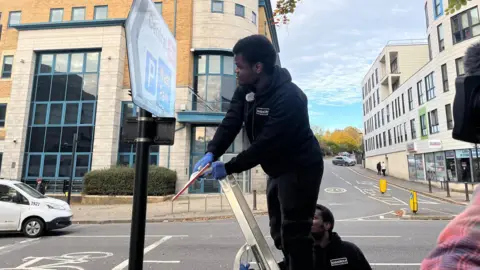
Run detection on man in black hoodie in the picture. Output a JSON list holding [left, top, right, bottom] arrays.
[[193, 35, 324, 270], [278, 204, 371, 269]]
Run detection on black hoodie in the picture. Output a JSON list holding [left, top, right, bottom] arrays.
[[207, 66, 323, 178], [313, 232, 372, 269]]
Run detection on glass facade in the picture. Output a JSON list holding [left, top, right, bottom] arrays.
[[189, 126, 249, 193], [117, 102, 159, 167], [407, 148, 480, 183], [23, 51, 100, 193], [193, 54, 236, 112]]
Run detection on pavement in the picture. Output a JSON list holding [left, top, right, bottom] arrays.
[[0, 161, 468, 269]]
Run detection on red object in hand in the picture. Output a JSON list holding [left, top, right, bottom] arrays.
[[171, 164, 211, 201]]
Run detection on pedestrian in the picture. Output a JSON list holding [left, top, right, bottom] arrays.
[[376, 162, 381, 175], [36, 178, 46, 195], [278, 204, 371, 269], [194, 34, 324, 270], [381, 161, 386, 176]]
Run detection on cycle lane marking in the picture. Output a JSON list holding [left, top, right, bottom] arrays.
[[112, 236, 174, 270]]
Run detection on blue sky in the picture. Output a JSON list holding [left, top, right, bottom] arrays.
[[273, 0, 427, 132]]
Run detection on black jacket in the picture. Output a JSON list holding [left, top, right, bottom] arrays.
[[314, 232, 371, 269], [207, 66, 323, 177]]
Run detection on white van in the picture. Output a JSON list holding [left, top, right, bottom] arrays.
[[0, 179, 73, 238]]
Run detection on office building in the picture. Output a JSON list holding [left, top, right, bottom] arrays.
[[0, 0, 280, 193], [362, 0, 480, 187]]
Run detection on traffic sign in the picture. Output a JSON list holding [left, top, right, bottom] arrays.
[[125, 0, 177, 117]]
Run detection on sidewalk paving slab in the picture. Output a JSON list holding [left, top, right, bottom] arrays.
[[350, 165, 469, 206], [71, 193, 268, 223]]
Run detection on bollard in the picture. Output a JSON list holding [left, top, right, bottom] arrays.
[[187, 196, 190, 212], [446, 180, 451, 198], [171, 200, 174, 214], [379, 179, 387, 194], [428, 177, 432, 193], [205, 195, 208, 212], [409, 190, 418, 214], [220, 194, 223, 211], [464, 182, 470, 202], [253, 190, 257, 210]]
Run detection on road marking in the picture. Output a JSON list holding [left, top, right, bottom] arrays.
[[423, 208, 455, 215], [418, 198, 440, 205], [328, 203, 345, 206], [370, 263, 421, 266], [324, 187, 347, 193], [112, 236, 173, 270], [61, 235, 188, 238], [337, 210, 397, 221], [0, 238, 40, 256], [144, 260, 180, 263], [368, 196, 408, 206], [342, 235, 401, 238], [354, 186, 366, 195]]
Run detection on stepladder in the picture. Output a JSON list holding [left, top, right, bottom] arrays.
[[172, 164, 280, 270]]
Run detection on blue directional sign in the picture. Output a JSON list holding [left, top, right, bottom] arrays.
[[125, 0, 177, 117]]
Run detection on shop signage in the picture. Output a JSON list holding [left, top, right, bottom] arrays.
[[428, 140, 442, 149], [406, 142, 417, 152]]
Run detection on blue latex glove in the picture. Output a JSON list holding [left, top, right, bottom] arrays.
[[210, 161, 227, 180], [193, 152, 214, 172], [240, 263, 250, 270]]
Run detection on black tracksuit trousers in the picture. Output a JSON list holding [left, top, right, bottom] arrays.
[[266, 160, 324, 270]]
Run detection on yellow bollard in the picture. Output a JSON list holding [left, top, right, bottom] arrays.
[[379, 179, 387, 194], [409, 190, 418, 214]]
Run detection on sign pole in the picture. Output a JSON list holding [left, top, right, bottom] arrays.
[[128, 109, 152, 270], [67, 133, 77, 205]]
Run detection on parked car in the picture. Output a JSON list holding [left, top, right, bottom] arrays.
[[332, 156, 356, 166], [0, 180, 72, 238]]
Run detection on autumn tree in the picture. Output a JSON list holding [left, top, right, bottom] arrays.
[[446, 0, 472, 14]]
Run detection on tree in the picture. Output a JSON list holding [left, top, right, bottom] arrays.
[[446, 0, 471, 15]]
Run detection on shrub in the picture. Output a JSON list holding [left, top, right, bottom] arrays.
[[83, 166, 177, 196]]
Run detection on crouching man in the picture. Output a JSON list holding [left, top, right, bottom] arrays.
[[279, 204, 371, 269]]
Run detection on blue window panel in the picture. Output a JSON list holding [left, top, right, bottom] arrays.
[[49, 8, 64, 23], [1, 56, 14, 79], [0, 104, 7, 128], [433, 0, 443, 19], [117, 101, 160, 167], [235, 4, 245, 17], [8, 11, 21, 27], [211, 0, 224, 13], [23, 51, 101, 194]]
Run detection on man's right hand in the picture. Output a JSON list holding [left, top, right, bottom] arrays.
[[193, 152, 214, 172]]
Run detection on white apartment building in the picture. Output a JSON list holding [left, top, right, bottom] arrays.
[[362, 0, 480, 187]]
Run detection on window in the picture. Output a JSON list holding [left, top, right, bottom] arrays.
[[425, 72, 435, 101], [371, 74, 375, 88], [375, 69, 379, 84], [428, 35, 433, 61], [456, 57, 465, 76], [373, 92, 376, 107], [388, 130, 392, 146], [383, 131, 386, 146], [445, 104, 453, 130], [381, 108, 385, 126], [451, 7, 480, 44], [410, 119, 417, 139], [154, 2, 163, 15], [194, 54, 236, 112], [374, 115, 377, 129], [71, 7, 86, 21], [394, 128, 397, 144], [428, 109, 440, 134], [404, 122, 408, 141], [212, 0, 224, 13], [0, 104, 6, 128], [118, 102, 159, 168], [252, 11, 256, 24], [1, 56, 13, 79], [420, 114, 428, 136], [401, 93, 406, 114], [417, 80, 425, 105], [376, 89, 380, 104], [23, 52, 101, 193], [386, 104, 390, 123], [391, 58, 398, 74], [407, 88, 414, 110], [50, 8, 64, 22], [368, 79, 371, 92], [441, 64, 449, 91], [8, 11, 21, 27], [434, 0, 443, 18], [425, 2, 430, 28], [437, 24, 444, 52], [235, 4, 245, 17], [94, 6, 108, 20]]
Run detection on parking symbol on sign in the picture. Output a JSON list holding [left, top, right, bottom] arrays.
[[144, 51, 157, 95]]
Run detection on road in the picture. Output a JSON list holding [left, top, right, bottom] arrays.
[[0, 162, 467, 270]]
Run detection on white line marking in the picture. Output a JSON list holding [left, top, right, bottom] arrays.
[[368, 196, 408, 206], [370, 263, 421, 266], [342, 235, 401, 238], [354, 186, 366, 195], [0, 238, 40, 255], [62, 235, 188, 238], [423, 208, 455, 215], [337, 210, 396, 221], [144, 260, 180, 263], [112, 236, 172, 270]]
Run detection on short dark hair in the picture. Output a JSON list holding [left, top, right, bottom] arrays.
[[316, 204, 335, 232], [233, 34, 277, 74]]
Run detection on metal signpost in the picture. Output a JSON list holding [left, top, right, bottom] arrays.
[[124, 0, 177, 269]]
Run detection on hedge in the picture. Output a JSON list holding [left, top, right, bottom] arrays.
[[83, 166, 177, 196]]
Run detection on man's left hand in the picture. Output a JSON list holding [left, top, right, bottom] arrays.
[[210, 161, 227, 179]]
